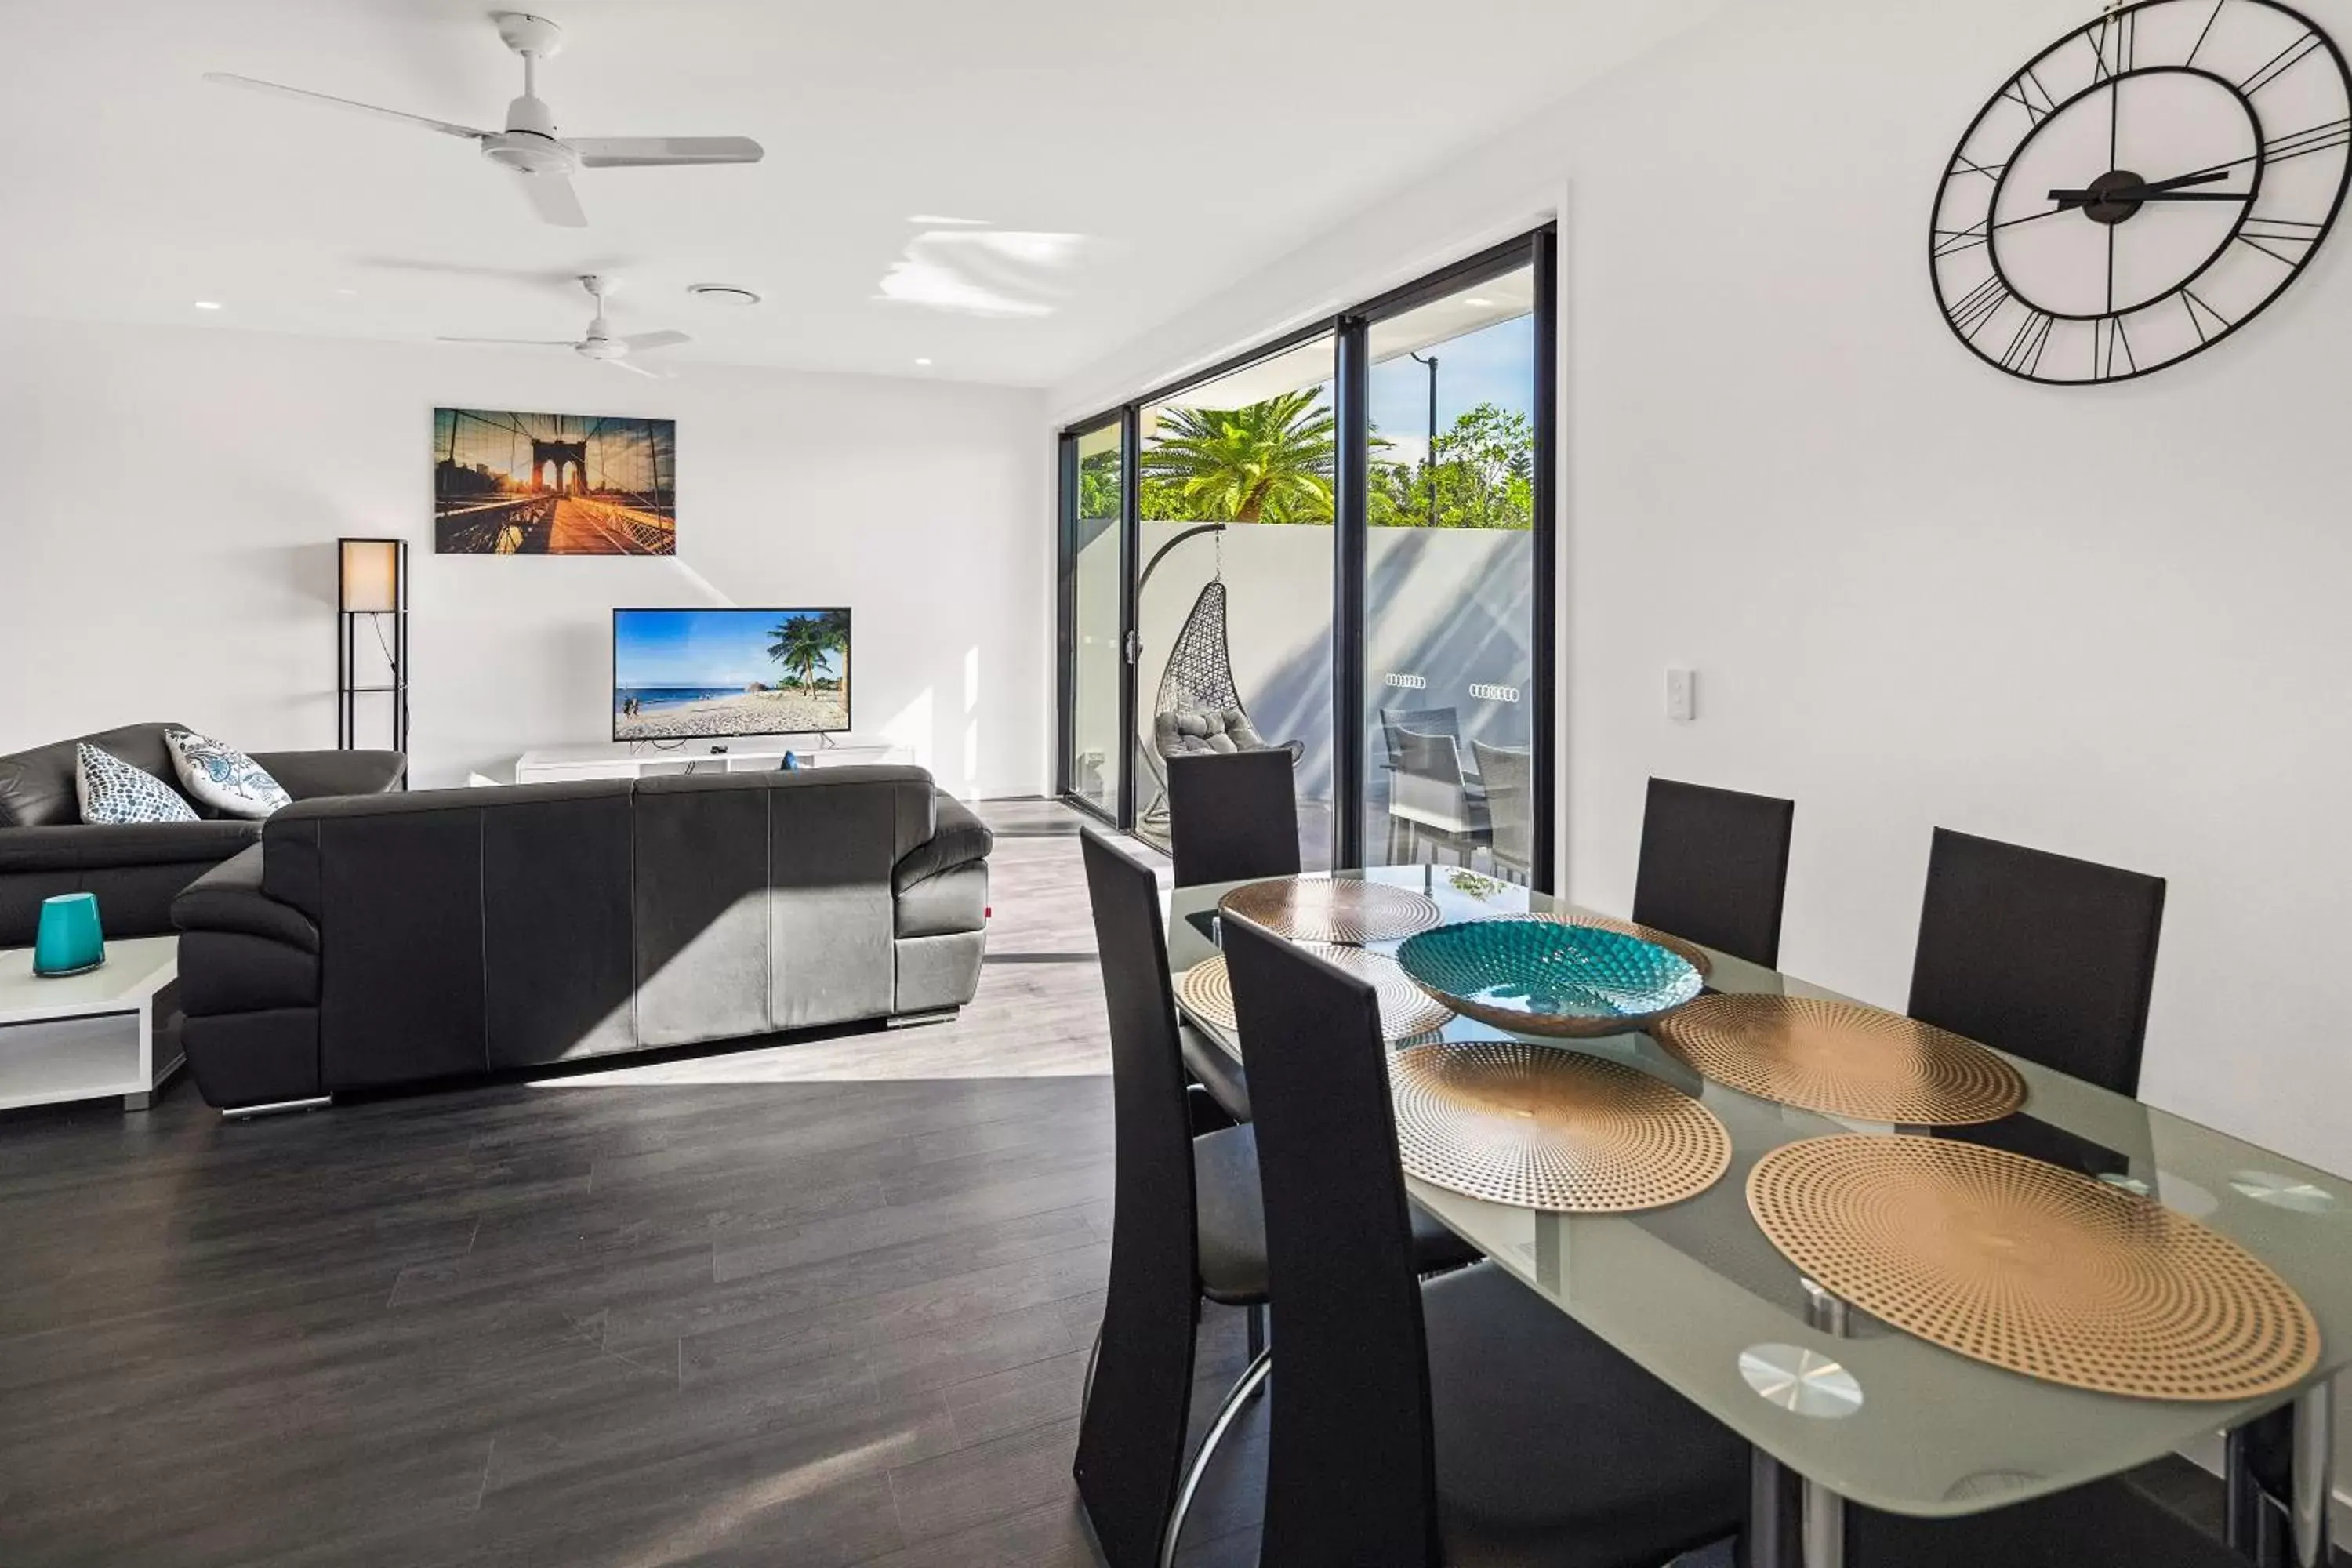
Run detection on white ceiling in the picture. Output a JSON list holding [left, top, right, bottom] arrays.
[[0, 0, 1713, 387]]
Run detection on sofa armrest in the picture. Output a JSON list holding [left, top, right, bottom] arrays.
[[0, 819, 260, 873], [891, 796, 993, 894], [249, 750, 406, 801], [173, 844, 318, 953]]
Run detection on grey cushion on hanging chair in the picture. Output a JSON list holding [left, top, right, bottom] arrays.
[[1155, 706, 1272, 759]]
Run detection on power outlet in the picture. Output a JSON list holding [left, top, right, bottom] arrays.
[[1665, 668, 1697, 724]]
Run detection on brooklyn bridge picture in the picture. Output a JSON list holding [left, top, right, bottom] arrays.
[[433, 408, 677, 555]]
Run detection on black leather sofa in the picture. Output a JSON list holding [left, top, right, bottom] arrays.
[[171, 765, 992, 1109], [0, 723, 405, 946]]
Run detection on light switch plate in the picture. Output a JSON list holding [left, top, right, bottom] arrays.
[[1665, 667, 1696, 723]]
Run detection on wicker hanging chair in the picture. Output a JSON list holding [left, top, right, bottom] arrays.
[[1139, 575, 1302, 832]]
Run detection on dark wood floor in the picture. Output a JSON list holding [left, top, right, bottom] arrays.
[[0, 799, 1260, 1568], [0, 797, 2321, 1566]]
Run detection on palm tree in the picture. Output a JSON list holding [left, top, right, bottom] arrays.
[[1139, 389, 1335, 523], [767, 615, 831, 693], [814, 608, 851, 720]]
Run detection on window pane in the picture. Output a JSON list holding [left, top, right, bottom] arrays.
[[1362, 267, 1538, 879], [1136, 336, 1338, 868], [1069, 422, 1123, 816]]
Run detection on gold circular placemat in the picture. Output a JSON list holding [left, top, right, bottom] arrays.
[[1218, 876, 1443, 946], [1534, 913, 1713, 978], [1748, 1135, 2321, 1402], [1389, 1040, 1731, 1213], [1655, 995, 2024, 1126], [1178, 946, 1455, 1043]]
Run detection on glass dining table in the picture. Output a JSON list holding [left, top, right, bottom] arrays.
[[1164, 865, 2350, 1568]]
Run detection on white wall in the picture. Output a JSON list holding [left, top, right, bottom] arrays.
[[0, 315, 1050, 797], [1051, 0, 2352, 1181]]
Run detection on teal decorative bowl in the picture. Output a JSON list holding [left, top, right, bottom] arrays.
[[1394, 917, 1704, 1038]]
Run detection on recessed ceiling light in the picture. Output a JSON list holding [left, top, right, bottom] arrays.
[[687, 283, 763, 306], [914, 358, 934, 366], [1462, 296, 1494, 308], [193, 300, 223, 310], [908, 214, 991, 227]]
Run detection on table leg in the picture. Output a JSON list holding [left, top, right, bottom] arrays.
[[1799, 1279, 1849, 1567], [2292, 1377, 2333, 1568], [1745, 1448, 1797, 1568]]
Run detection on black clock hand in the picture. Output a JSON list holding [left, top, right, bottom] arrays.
[[2048, 169, 2235, 205]]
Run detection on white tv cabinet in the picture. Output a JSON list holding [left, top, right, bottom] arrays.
[[513, 736, 916, 785]]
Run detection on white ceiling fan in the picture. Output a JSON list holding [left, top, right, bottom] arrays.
[[205, 11, 762, 229], [439, 274, 688, 376]]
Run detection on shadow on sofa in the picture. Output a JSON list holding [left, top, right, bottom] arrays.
[[0, 722, 405, 947], [172, 764, 993, 1111]]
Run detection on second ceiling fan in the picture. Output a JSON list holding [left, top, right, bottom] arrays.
[[206, 10, 763, 228]]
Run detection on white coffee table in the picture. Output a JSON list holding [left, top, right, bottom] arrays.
[[0, 936, 183, 1112]]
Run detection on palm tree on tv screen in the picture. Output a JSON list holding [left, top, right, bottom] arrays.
[[767, 616, 830, 694], [815, 608, 851, 721]]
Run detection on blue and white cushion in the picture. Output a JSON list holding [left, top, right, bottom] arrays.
[[75, 744, 198, 825], [162, 729, 292, 819]]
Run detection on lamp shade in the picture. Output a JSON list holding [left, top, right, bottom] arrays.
[[33, 892, 104, 977], [339, 539, 402, 613]]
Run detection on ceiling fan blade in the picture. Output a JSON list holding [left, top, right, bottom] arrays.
[[572, 136, 764, 168], [516, 172, 588, 228], [621, 330, 691, 352], [610, 358, 666, 378], [204, 73, 488, 140], [436, 337, 577, 347]]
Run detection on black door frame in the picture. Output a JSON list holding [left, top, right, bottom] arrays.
[[1054, 223, 1559, 888]]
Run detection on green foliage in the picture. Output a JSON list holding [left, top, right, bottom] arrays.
[[1137, 390, 1336, 524], [1109, 389, 1534, 531], [1076, 448, 1121, 522], [767, 612, 851, 713], [1374, 401, 1535, 530]]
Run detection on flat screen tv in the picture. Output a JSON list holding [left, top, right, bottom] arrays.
[[613, 607, 852, 742]]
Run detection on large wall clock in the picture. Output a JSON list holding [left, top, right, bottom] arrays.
[[1932, 0, 2352, 383]]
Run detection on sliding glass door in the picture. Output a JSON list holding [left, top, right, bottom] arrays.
[[1058, 227, 1555, 885], [1361, 260, 1544, 879], [1134, 335, 1337, 868], [1062, 420, 1127, 820]]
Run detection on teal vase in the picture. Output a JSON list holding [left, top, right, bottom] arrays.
[[33, 892, 105, 978]]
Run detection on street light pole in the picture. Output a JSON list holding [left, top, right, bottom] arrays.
[[1409, 351, 1439, 527]]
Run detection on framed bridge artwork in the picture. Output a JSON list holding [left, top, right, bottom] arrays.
[[433, 408, 678, 556]]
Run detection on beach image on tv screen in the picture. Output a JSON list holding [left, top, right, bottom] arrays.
[[615, 608, 851, 740]]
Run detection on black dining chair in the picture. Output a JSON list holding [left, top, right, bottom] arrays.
[[1847, 1467, 2254, 1566], [1166, 749, 1301, 888], [1220, 913, 1748, 1568], [1907, 827, 2165, 1096], [1632, 777, 1797, 968], [1074, 830, 1475, 1568]]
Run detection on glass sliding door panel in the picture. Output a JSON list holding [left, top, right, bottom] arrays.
[[1135, 335, 1337, 867], [1362, 267, 1539, 879], [1068, 421, 1125, 818]]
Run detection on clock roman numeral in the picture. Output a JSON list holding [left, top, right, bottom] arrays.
[[1948, 275, 2011, 339], [2180, 289, 2234, 345], [2085, 10, 2136, 81], [2003, 309, 2056, 376], [2093, 316, 2136, 380], [2266, 117, 2352, 164], [2235, 215, 2323, 265], [2242, 29, 2327, 95], [2000, 68, 2059, 124], [1933, 220, 1991, 258]]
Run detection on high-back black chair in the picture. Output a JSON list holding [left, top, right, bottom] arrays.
[[1631, 776, 1797, 967], [1907, 828, 2165, 1096], [1221, 915, 1746, 1567], [1073, 828, 1271, 1568], [1167, 749, 1300, 888]]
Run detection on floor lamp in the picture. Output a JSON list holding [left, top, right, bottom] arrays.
[[337, 538, 408, 753]]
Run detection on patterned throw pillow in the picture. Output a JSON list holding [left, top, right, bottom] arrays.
[[75, 744, 198, 825], [162, 729, 292, 819]]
